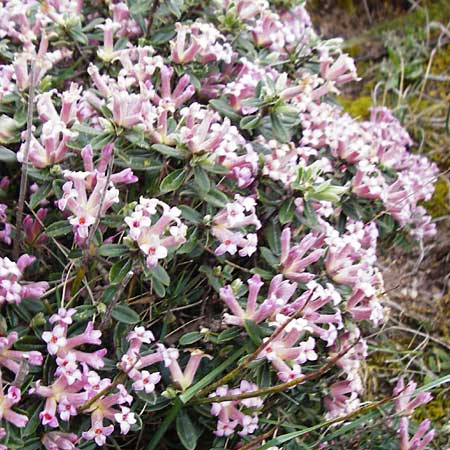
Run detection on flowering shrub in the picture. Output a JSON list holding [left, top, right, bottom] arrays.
[[0, 0, 441, 449]]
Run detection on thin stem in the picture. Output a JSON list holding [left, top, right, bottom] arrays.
[[146, 0, 161, 39], [13, 60, 37, 259], [100, 269, 135, 330], [193, 341, 357, 404]]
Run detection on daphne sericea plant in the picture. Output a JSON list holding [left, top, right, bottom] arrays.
[[0, 0, 442, 449]]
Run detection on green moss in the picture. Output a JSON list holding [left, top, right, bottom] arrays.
[[344, 0, 450, 50], [339, 95, 373, 119], [423, 178, 450, 218]]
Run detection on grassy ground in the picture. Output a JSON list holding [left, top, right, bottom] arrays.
[[308, 1, 450, 448]]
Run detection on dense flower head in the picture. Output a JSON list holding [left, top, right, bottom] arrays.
[[210, 381, 263, 437], [0, 254, 48, 305], [211, 195, 261, 257], [125, 197, 187, 268]]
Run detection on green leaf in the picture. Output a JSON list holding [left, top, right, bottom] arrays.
[[244, 319, 264, 346], [91, 132, 114, 150], [160, 169, 187, 193], [111, 304, 140, 324], [72, 123, 102, 135], [148, 264, 171, 286], [46, 220, 72, 237], [67, 26, 88, 45], [270, 112, 289, 143], [200, 163, 229, 175], [176, 410, 199, 450], [240, 114, 261, 130], [98, 244, 129, 257], [279, 198, 295, 224], [150, 25, 176, 45], [216, 327, 241, 343], [179, 332, 202, 346], [260, 246, 278, 267], [152, 278, 166, 297], [153, 144, 186, 160], [146, 399, 183, 450], [0, 145, 17, 163], [194, 166, 210, 193], [209, 98, 241, 122], [29, 183, 52, 210], [265, 221, 281, 255], [202, 188, 229, 208], [303, 200, 318, 227], [179, 205, 202, 224], [109, 259, 133, 284]]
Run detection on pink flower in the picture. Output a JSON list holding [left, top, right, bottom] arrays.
[[17, 121, 77, 168], [114, 406, 137, 434], [220, 274, 297, 327], [0, 204, 11, 246], [24, 207, 48, 245], [209, 381, 263, 437], [320, 49, 359, 85], [280, 228, 324, 282], [125, 198, 187, 268], [82, 422, 114, 446], [165, 349, 211, 390], [0, 331, 43, 375], [43, 325, 67, 355], [132, 370, 161, 394], [211, 195, 261, 257], [399, 417, 436, 450], [0, 255, 48, 305], [41, 431, 79, 450], [0, 381, 28, 428]]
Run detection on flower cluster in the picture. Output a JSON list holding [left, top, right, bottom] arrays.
[[125, 198, 187, 268], [0, 255, 48, 305], [211, 195, 261, 257], [209, 381, 263, 437]]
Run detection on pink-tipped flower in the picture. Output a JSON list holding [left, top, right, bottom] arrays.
[[57, 168, 120, 246], [97, 19, 120, 62], [151, 65, 195, 111], [114, 406, 137, 434], [42, 431, 79, 450], [17, 121, 77, 168], [82, 421, 114, 446], [394, 378, 433, 415], [0, 380, 28, 428], [179, 103, 230, 155], [0, 331, 43, 375], [211, 195, 261, 257], [280, 228, 324, 282], [0, 255, 48, 305], [399, 417, 436, 450], [219, 274, 296, 326], [258, 319, 316, 381], [170, 22, 232, 65], [125, 197, 187, 268], [210, 381, 263, 437], [23, 207, 48, 245], [112, 91, 154, 129], [320, 49, 359, 85], [42, 321, 106, 375], [324, 379, 362, 419], [165, 348, 211, 390], [0, 204, 12, 246]]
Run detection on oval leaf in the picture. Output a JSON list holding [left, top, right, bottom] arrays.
[[111, 304, 140, 324]]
